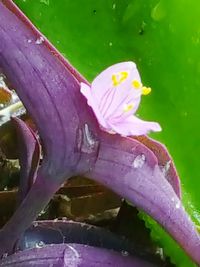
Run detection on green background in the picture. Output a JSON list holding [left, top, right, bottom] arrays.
[[13, 0, 200, 265]]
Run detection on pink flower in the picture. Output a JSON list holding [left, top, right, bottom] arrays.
[[80, 62, 161, 136]]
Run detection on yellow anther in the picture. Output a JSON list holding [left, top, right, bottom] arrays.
[[112, 71, 128, 86], [112, 74, 118, 86], [119, 71, 128, 82], [123, 103, 134, 112], [132, 80, 142, 89], [142, 86, 151, 95]]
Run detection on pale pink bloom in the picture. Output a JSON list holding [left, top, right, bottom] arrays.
[[80, 62, 161, 136]]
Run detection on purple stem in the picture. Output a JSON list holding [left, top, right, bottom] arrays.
[[0, 167, 64, 256], [12, 117, 40, 204]]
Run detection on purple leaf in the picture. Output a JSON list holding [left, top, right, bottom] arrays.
[[0, 0, 100, 177], [0, 1, 200, 265], [0, 0, 100, 255], [86, 132, 200, 263], [133, 135, 181, 198], [12, 117, 40, 203], [0, 243, 158, 267]]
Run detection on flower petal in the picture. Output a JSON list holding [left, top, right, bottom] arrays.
[[80, 82, 109, 129], [110, 95, 141, 122], [110, 115, 162, 136], [91, 62, 142, 118], [92, 62, 141, 94]]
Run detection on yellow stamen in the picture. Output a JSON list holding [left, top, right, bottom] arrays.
[[123, 103, 134, 112], [142, 86, 151, 95], [119, 71, 128, 83], [132, 80, 142, 89], [112, 71, 128, 86], [112, 75, 118, 86]]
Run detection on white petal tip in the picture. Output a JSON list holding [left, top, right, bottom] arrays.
[[152, 123, 162, 132]]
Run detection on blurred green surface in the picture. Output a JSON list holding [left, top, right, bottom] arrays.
[[13, 0, 200, 265]]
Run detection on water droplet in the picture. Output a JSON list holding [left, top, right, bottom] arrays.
[[84, 124, 95, 146], [121, 250, 129, 257], [40, 0, 49, 5], [151, 0, 166, 21], [35, 241, 45, 248], [38, 209, 46, 217], [27, 39, 32, 44], [62, 53, 67, 58], [32, 221, 38, 227], [139, 21, 146, 35], [176, 201, 180, 209], [35, 36, 45, 45], [155, 248, 164, 260], [81, 124, 99, 154], [64, 245, 80, 266], [3, 187, 8, 191], [192, 36, 200, 45], [132, 154, 145, 168], [2, 253, 8, 259], [112, 3, 116, 9], [109, 42, 113, 46], [162, 160, 171, 176], [171, 197, 175, 202]]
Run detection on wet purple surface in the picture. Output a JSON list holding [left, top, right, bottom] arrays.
[[0, 243, 159, 267], [0, 1, 199, 264]]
